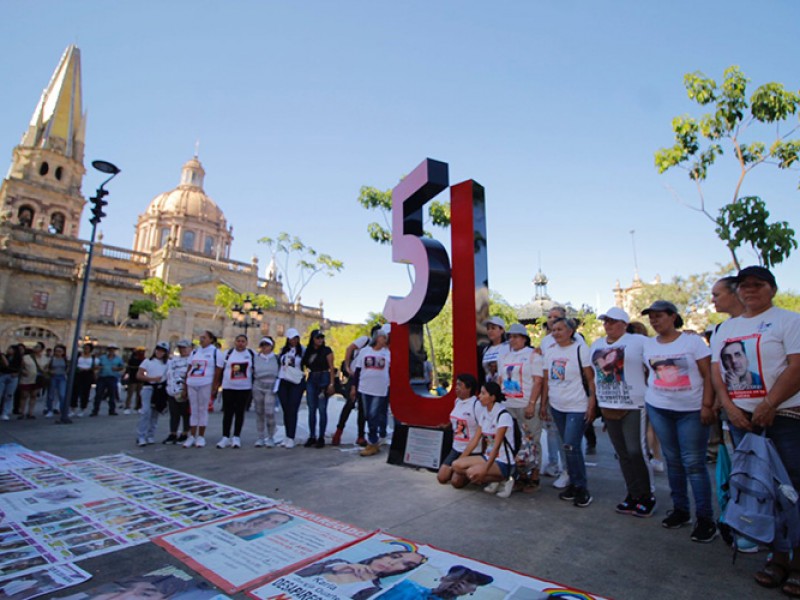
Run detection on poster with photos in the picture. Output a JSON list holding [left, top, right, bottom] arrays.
[[0, 563, 90, 600]]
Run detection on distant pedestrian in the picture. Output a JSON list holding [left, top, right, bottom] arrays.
[[91, 344, 124, 416], [71, 343, 96, 418], [216, 334, 255, 449], [252, 336, 280, 447], [183, 331, 224, 448], [277, 328, 305, 449], [136, 342, 170, 446], [301, 329, 334, 448], [163, 339, 192, 444]]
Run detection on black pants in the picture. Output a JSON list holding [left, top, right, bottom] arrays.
[[336, 386, 365, 437], [222, 388, 251, 437], [168, 396, 190, 434], [72, 371, 94, 409]]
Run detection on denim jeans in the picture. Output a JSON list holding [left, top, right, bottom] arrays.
[[550, 407, 588, 489], [647, 404, 713, 519], [305, 371, 330, 439], [362, 394, 388, 445], [136, 386, 159, 441], [0, 373, 18, 416], [47, 374, 66, 413], [278, 380, 305, 439], [94, 376, 120, 413]]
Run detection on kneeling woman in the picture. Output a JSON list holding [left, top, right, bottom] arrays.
[[452, 382, 516, 498], [437, 373, 481, 488]]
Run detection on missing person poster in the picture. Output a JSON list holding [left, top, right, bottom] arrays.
[[58, 566, 229, 600], [154, 506, 373, 593], [0, 563, 90, 600]]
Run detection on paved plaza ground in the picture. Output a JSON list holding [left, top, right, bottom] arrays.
[[1, 396, 782, 599]]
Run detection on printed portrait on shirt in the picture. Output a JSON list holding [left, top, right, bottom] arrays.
[[720, 334, 766, 399], [649, 356, 690, 390], [189, 360, 207, 377], [592, 346, 625, 384], [549, 359, 567, 382], [502, 363, 523, 396], [230, 362, 248, 380], [364, 356, 387, 370]]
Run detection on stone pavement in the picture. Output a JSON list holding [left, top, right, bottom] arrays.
[[0, 397, 780, 600]]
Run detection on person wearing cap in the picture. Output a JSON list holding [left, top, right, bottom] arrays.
[[252, 336, 280, 447], [91, 344, 124, 417], [495, 323, 543, 495], [301, 329, 335, 448], [478, 316, 510, 384], [352, 326, 391, 457], [183, 331, 224, 448], [163, 339, 192, 444], [135, 342, 170, 446], [540, 317, 596, 508], [641, 300, 716, 543], [710, 266, 800, 589], [589, 307, 655, 517], [277, 328, 305, 449], [380, 564, 495, 600]]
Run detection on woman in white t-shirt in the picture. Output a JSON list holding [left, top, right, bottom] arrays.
[[353, 328, 391, 457], [183, 331, 225, 449], [540, 317, 596, 508], [136, 342, 170, 447], [641, 300, 715, 543], [479, 316, 509, 383], [452, 381, 517, 499], [437, 373, 481, 488], [590, 307, 655, 517], [710, 266, 800, 588], [276, 328, 305, 449], [216, 334, 255, 450]]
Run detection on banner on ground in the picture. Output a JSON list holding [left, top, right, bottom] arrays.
[[58, 565, 229, 599], [0, 563, 90, 600]]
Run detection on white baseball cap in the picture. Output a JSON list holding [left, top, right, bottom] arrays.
[[285, 328, 300, 339], [598, 307, 630, 324]]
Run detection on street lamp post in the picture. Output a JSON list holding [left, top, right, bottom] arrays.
[[61, 160, 120, 424], [231, 296, 263, 338]]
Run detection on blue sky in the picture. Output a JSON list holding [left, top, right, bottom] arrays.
[[2, 1, 799, 324]]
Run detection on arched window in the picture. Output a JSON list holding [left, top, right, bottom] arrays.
[[55, 166, 64, 180], [160, 227, 170, 247], [17, 205, 34, 228], [182, 230, 195, 251], [39, 162, 49, 176], [204, 236, 215, 255], [49, 212, 65, 234]]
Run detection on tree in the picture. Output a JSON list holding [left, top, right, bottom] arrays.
[[258, 232, 344, 305], [775, 291, 800, 313], [213, 284, 276, 317], [357, 186, 450, 245], [655, 66, 799, 268], [129, 277, 182, 339]]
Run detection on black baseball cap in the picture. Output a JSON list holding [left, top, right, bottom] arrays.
[[736, 266, 777, 288]]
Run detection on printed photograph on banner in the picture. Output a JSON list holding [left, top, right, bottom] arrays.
[[58, 566, 228, 600], [0, 445, 63, 473], [155, 505, 372, 593], [719, 334, 766, 399], [0, 563, 91, 600], [648, 356, 690, 391]]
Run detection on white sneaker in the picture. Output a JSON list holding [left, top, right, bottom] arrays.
[[183, 435, 196, 448], [195, 436, 206, 448], [282, 438, 295, 449], [76, 410, 84, 418], [0, 414, 9, 421], [650, 458, 665, 473], [496, 477, 514, 499], [483, 482, 500, 494], [253, 438, 265, 448], [553, 472, 571, 489], [216, 436, 231, 449], [231, 437, 241, 449], [68, 411, 76, 418], [378, 437, 387, 446], [123, 409, 132, 415], [137, 438, 147, 447], [264, 437, 276, 448], [146, 437, 155, 445], [542, 464, 561, 478], [44, 410, 54, 418]]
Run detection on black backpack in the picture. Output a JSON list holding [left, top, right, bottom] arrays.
[[498, 408, 522, 458]]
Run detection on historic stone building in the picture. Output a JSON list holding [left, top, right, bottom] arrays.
[[0, 45, 333, 352]]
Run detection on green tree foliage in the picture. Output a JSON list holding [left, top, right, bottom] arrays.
[[655, 66, 800, 268], [357, 185, 450, 245], [130, 277, 182, 338], [775, 291, 800, 313], [627, 272, 717, 319], [258, 233, 344, 305], [213, 284, 276, 317]]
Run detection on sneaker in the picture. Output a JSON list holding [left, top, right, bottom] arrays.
[[195, 436, 206, 448], [634, 495, 657, 518], [315, 438, 325, 449], [146, 437, 155, 444], [304, 437, 317, 448], [650, 458, 665, 473], [282, 438, 295, 449], [559, 485, 577, 502], [254, 438, 265, 448], [264, 437, 276, 448], [0, 414, 9, 421], [496, 478, 514, 499], [574, 487, 593, 508], [483, 482, 500, 494], [691, 518, 718, 543], [735, 535, 760, 553], [183, 435, 196, 448], [378, 437, 387, 446], [123, 409, 132, 415], [542, 464, 560, 478], [662, 509, 691, 529], [44, 410, 54, 418], [216, 437, 230, 449], [615, 494, 636, 515], [231, 437, 241, 449], [137, 438, 147, 447], [162, 434, 177, 444], [76, 410, 85, 418], [553, 472, 571, 490]]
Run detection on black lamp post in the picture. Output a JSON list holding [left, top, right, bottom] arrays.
[[61, 160, 120, 424], [231, 296, 263, 338]]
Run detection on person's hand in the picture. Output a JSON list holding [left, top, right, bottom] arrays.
[[524, 403, 535, 420], [539, 404, 550, 421], [724, 370, 738, 388], [727, 405, 752, 432], [700, 405, 716, 426], [752, 399, 777, 428], [469, 464, 489, 484]]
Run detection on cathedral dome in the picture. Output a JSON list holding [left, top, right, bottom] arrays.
[[144, 158, 226, 222]]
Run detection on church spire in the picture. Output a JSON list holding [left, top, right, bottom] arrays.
[[21, 44, 85, 161]]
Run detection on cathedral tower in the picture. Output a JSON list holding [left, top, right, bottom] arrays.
[[0, 45, 87, 237]]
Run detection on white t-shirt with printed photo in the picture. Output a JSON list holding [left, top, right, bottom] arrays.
[[222, 349, 254, 390], [711, 306, 800, 412], [589, 333, 647, 409], [354, 346, 391, 397], [643, 333, 711, 412], [450, 396, 480, 453], [186, 345, 224, 388], [138, 358, 168, 384], [542, 341, 592, 412], [477, 403, 515, 465], [497, 347, 542, 409], [481, 341, 509, 383]]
